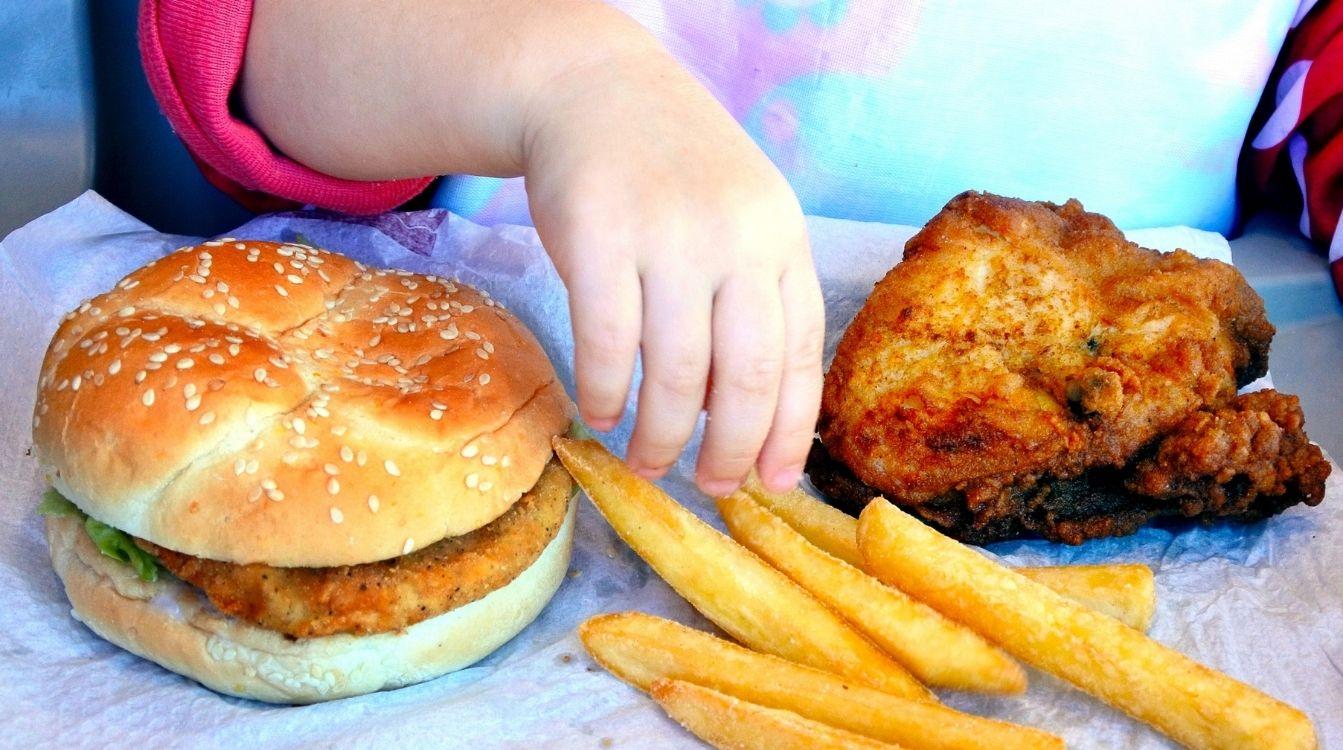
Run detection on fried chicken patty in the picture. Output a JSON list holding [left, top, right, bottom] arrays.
[[137, 459, 572, 638], [814, 192, 1328, 544]]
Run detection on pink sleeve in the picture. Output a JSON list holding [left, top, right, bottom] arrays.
[[139, 0, 433, 215]]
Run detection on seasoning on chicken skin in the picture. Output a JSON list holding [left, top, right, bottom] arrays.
[[811, 192, 1327, 544], [138, 459, 572, 639]]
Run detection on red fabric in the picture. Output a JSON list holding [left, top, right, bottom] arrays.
[[138, 0, 432, 214], [1245, 1, 1343, 300]]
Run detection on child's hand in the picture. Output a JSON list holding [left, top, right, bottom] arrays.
[[525, 53, 823, 496], [240, 0, 822, 494]]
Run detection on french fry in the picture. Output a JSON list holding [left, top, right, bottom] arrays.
[[582, 612, 1063, 750], [858, 498, 1318, 750], [650, 679, 897, 750], [741, 474, 866, 565], [718, 492, 1026, 694], [742, 476, 1156, 629], [553, 438, 933, 701], [1017, 563, 1155, 631]]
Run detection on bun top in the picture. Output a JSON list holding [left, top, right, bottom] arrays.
[[33, 240, 572, 566]]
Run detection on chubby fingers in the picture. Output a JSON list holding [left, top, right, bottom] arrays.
[[696, 276, 786, 496], [625, 273, 713, 478], [565, 260, 641, 431], [756, 264, 825, 492]]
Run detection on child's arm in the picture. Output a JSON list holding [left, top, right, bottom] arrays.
[[239, 0, 823, 494]]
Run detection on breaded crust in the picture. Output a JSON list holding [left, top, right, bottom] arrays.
[[139, 459, 572, 638], [814, 193, 1326, 544]]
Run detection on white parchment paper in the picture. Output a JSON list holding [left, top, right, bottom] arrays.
[[1, 192, 1338, 748]]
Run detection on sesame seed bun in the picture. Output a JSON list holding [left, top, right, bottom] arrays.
[[44, 497, 577, 704], [32, 240, 573, 566]]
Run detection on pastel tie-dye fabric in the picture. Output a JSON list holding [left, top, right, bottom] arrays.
[[433, 1, 1304, 233]]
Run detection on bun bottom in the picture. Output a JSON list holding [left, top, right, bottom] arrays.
[[44, 498, 576, 704]]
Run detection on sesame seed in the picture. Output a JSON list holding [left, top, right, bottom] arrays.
[[465, 473, 479, 489], [118, 306, 135, 317], [246, 459, 259, 474], [439, 324, 459, 340], [324, 463, 339, 475], [184, 383, 197, 398], [475, 349, 489, 360], [368, 495, 380, 513], [149, 351, 168, 363], [384, 459, 401, 477], [340, 446, 354, 462], [135, 371, 147, 383], [293, 417, 306, 435], [261, 478, 277, 490], [249, 486, 263, 502], [482, 455, 497, 466], [275, 285, 288, 297], [478, 373, 491, 385], [501, 456, 511, 468], [266, 488, 284, 501], [177, 358, 194, 369], [254, 367, 267, 382], [209, 353, 225, 365], [199, 411, 215, 425], [142, 389, 155, 406], [286, 274, 303, 284], [479, 481, 493, 492], [71, 375, 82, 391], [403, 538, 415, 554], [327, 478, 340, 496], [185, 394, 202, 411], [329, 507, 343, 523], [234, 459, 246, 476], [483, 341, 494, 353], [430, 410, 443, 421], [357, 450, 367, 466], [234, 242, 246, 250], [461, 444, 479, 458]]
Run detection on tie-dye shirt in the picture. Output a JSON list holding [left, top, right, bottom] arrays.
[[142, 0, 1331, 239], [431, 0, 1308, 233]]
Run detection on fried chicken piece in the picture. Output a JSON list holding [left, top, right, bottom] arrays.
[[812, 192, 1327, 544], [138, 459, 572, 638]]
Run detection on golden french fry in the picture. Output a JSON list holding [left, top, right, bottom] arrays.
[[581, 612, 1063, 750], [1017, 563, 1155, 631], [718, 493, 1026, 694], [650, 679, 897, 750], [742, 475, 865, 565], [743, 476, 1156, 629], [553, 438, 932, 701], [858, 498, 1317, 750]]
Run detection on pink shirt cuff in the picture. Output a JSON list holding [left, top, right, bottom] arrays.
[[139, 0, 432, 215]]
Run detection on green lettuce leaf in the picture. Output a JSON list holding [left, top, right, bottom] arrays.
[[83, 518, 159, 583], [37, 488, 160, 582], [36, 489, 81, 518], [566, 420, 595, 441]]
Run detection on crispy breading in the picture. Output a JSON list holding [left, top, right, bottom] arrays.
[[812, 192, 1327, 544], [138, 459, 572, 638]]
